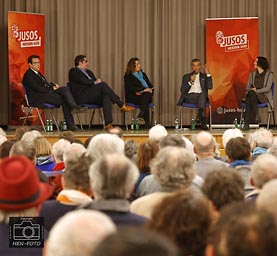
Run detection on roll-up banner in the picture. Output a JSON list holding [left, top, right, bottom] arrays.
[[206, 17, 259, 125], [8, 11, 45, 126]]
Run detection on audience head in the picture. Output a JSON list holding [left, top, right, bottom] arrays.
[[202, 168, 244, 212], [14, 126, 31, 141], [0, 127, 6, 137], [89, 153, 139, 200], [21, 130, 42, 146], [93, 227, 179, 256], [137, 140, 159, 173], [148, 124, 168, 143], [63, 142, 87, 167], [148, 189, 211, 256], [159, 134, 186, 149], [9, 140, 36, 162], [150, 147, 195, 190], [52, 139, 71, 163], [87, 134, 124, 162], [250, 153, 277, 189], [253, 128, 273, 149], [192, 131, 216, 158], [125, 57, 140, 75], [206, 202, 277, 256], [225, 137, 251, 162], [107, 126, 123, 138], [33, 136, 52, 157], [124, 140, 138, 161], [0, 141, 15, 159], [58, 130, 75, 143], [222, 128, 243, 149], [256, 179, 277, 225], [267, 144, 277, 158], [62, 155, 92, 196], [46, 209, 116, 256], [0, 156, 53, 223]]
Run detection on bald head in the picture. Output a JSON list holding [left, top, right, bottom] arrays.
[[193, 131, 215, 157]]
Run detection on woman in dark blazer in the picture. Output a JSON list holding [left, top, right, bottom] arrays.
[[124, 57, 154, 129]]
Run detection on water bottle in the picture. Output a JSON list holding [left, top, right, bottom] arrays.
[[49, 119, 53, 132], [240, 118, 245, 130], [63, 120, 67, 131], [46, 119, 50, 132], [233, 118, 238, 128], [174, 118, 179, 130], [135, 119, 140, 130], [191, 118, 195, 130], [131, 118, 135, 130]]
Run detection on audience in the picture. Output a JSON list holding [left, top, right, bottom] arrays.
[[40, 155, 93, 231], [148, 189, 211, 256], [247, 153, 277, 202], [222, 128, 243, 149], [0, 135, 7, 147], [251, 128, 273, 160], [107, 126, 123, 138], [86, 133, 124, 162], [63, 142, 87, 167], [93, 228, 179, 256], [192, 131, 228, 179], [131, 147, 197, 218], [225, 137, 254, 193], [159, 134, 186, 149], [0, 127, 6, 137], [14, 126, 31, 141], [0, 140, 15, 159], [206, 202, 277, 256], [124, 139, 138, 162], [58, 130, 76, 143], [256, 179, 277, 225], [0, 156, 53, 255], [202, 168, 245, 223], [33, 136, 55, 173], [20, 130, 42, 145], [148, 124, 168, 143], [45, 209, 116, 256], [83, 153, 147, 226]]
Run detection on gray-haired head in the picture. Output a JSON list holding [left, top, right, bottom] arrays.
[[9, 140, 36, 162], [46, 209, 116, 256], [63, 143, 87, 167], [149, 124, 168, 143], [222, 128, 243, 149], [251, 153, 277, 188], [89, 153, 139, 199], [159, 134, 186, 149], [87, 134, 124, 162], [192, 131, 216, 157], [150, 146, 196, 189], [253, 128, 273, 149], [52, 139, 71, 163], [21, 130, 42, 146]]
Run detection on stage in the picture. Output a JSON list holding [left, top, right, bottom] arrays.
[[5, 126, 277, 157]]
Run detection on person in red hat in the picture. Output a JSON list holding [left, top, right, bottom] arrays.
[[0, 155, 53, 255]]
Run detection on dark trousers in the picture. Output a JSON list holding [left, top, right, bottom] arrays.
[[183, 93, 207, 117], [80, 82, 123, 125], [128, 93, 152, 127], [42, 87, 76, 127], [244, 90, 260, 124]]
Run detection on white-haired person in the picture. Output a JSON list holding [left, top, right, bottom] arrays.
[[45, 209, 116, 256], [51, 139, 71, 193], [40, 155, 93, 231], [256, 179, 277, 225], [20, 130, 42, 145], [246, 153, 277, 203], [86, 133, 124, 163], [148, 124, 168, 143], [0, 156, 53, 255], [63, 142, 87, 167], [82, 153, 147, 226], [251, 128, 273, 161], [0, 135, 7, 147], [131, 147, 198, 219], [222, 128, 243, 149]]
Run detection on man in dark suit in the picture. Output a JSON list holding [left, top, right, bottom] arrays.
[[68, 55, 133, 130], [22, 55, 80, 131], [177, 58, 213, 130]]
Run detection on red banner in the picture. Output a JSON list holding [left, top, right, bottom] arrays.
[[8, 11, 45, 126], [206, 18, 258, 124]]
